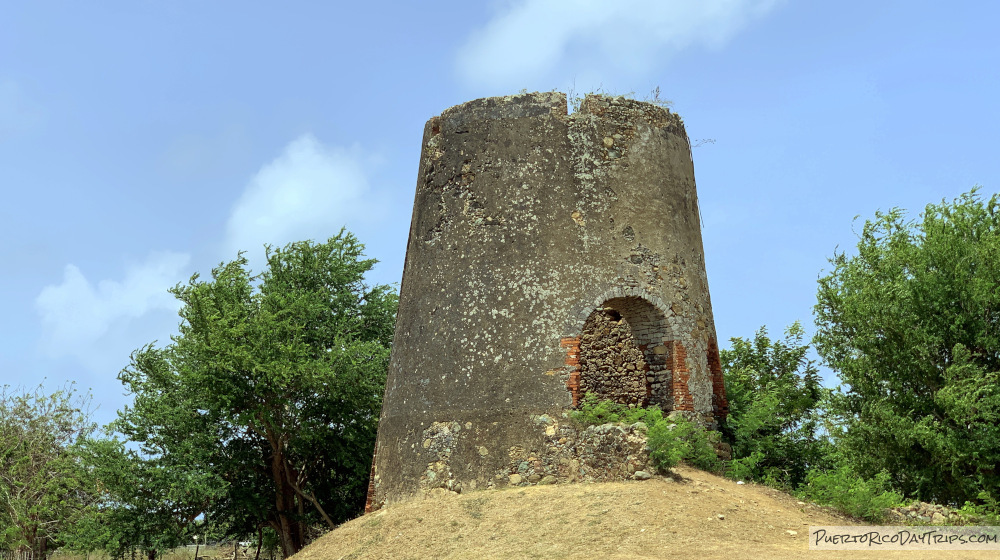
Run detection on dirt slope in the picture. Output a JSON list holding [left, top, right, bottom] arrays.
[[293, 466, 991, 560]]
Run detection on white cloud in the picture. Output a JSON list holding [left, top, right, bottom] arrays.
[[0, 79, 43, 139], [224, 134, 376, 262], [35, 252, 190, 367], [456, 0, 784, 88], [33, 135, 386, 374]]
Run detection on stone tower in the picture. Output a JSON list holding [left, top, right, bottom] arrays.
[[367, 92, 727, 510]]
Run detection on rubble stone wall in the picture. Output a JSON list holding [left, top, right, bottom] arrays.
[[578, 308, 651, 407]]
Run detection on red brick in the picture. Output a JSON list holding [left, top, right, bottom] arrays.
[[707, 339, 729, 419], [671, 341, 694, 412], [364, 445, 379, 513]]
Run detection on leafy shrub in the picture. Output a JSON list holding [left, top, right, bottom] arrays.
[[669, 416, 723, 473], [796, 465, 904, 522], [570, 393, 662, 428], [721, 323, 831, 489], [570, 395, 720, 473], [646, 419, 686, 470], [814, 190, 1000, 506], [646, 415, 722, 473], [726, 450, 765, 482], [957, 492, 1000, 525]]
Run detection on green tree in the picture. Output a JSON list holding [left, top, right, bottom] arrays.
[[67, 402, 224, 559], [93, 231, 397, 558], [0, 384, 96, 556], [814, 188, 1000, 506], [720, 323, 830, 487]]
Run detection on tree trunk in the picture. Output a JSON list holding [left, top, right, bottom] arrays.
[[254, 526, 263, 560], [270, 445, 301, 558], [296, 494, 306, 548]]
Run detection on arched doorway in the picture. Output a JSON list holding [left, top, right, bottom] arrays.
[[573, 296, 672, 410]]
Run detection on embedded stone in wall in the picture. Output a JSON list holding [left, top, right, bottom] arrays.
[[419, 421, 463, 492], [501, 414, 652, 486], [578, 308, 650, 407]]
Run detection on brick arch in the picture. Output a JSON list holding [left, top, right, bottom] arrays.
[[562, 289, 685, 411], [565, 286, 672, 334]]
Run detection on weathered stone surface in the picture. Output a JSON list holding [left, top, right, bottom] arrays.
[[367, 92, 725, 511], [396, 413, 657, 497]]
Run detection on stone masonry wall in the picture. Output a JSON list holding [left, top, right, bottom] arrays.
[[420, 415, 651, 494], [578, 309, 651, 407], [370, 92, 725, 509], [366, 415, 652, 512]]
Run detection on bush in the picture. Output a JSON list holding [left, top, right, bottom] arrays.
[[957, 492, 1000, 525], [670, 416, 723, 473], [726, 450, 765, 482], [720, 323, 831, 489], [796, 465, 904, 522], [570, 395, 721, 473], [646, 419, 686, 471], [569, 393, 663, 428], [646, 415, 721, 474], [814, 189, 1000, 506]]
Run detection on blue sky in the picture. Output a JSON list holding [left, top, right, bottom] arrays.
[[3, 0, 998, 425]]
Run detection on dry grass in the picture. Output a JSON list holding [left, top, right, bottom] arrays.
[[292, 466, 995, 560]]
